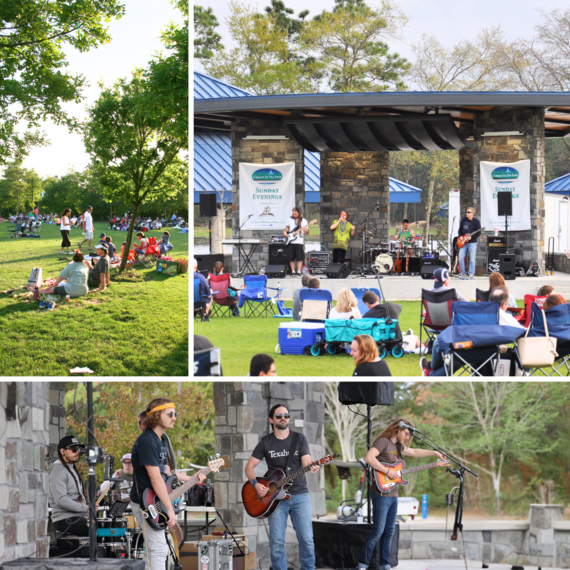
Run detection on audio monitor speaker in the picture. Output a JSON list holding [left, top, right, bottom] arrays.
[[268, 243, 290, 260], [264, 264, 289, 278], [325, 263, 351, 279], [497, 192, 513, 217], [499, 253, 517, 281], [420, 258, 446, 279], [338, 382, 394, 406], [199, 193, 218, 217]]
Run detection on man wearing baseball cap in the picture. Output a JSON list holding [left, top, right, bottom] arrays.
[[430, 268, 469, 302], [48, 436, 89, 536], [100, 453, 134, 501], [87, 242, 111, 292]]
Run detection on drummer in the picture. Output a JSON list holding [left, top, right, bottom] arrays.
[[330, 210, 355, 264], [100, 453, 133, 502], [394, 219, 416, 257]]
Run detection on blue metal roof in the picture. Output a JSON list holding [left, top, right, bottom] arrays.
[[194, 71, 252, 100], [545, 172, 570, 195], [389, 177, 422, 204]]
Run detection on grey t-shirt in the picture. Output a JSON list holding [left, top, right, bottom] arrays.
[[59, 262, 89, 297], [252, 431, 310, 495], [371, 436, 402, 497], [90, 255, 110, 284]]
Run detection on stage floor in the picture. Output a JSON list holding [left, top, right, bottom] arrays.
[[317, 562, 566, 570], [233, 272, 570, 301]]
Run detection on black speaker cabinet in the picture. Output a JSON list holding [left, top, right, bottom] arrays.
[[497, 191, 513, 217], [195, 253, 224, 274], [264, 264, 289, 278], [199, 193, 217, 217], [338, 382, 394, 406], [420, 258, 446, 279], [499, 253, 517, 281], [268, 243, 290, 260], [325, 262, 351, 279]]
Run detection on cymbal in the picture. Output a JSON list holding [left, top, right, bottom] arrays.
[[409, 220, 427, 228]]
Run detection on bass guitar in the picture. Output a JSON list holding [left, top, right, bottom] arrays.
[[140, 456, 224, 532], [457, 227, 485, 248], [393, 239, 403, 274], [374, 458, 449, 493], [286, 219, 318, 245], [242, 454, 338, 519]]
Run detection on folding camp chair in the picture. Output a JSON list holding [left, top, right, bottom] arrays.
[[193, 277, 214, 322], [475, 288, 490, 302], [209, 273, 239, 317], [299, 288, 333, 322], [525, 302, 570, 377], [8, 222, 22, 238], [350, 287, 381, 317], [420, 288, 456, 349], [238, 275, 279, 318], [523, 294, 549, 328]]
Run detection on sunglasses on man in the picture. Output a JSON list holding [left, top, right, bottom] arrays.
[[165, 411, 178, 418], [274, 414, 290, 419], [67, 446, 81, 453]]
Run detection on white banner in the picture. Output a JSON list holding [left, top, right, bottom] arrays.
[[480, 160, 531, 231], [239, 162, 295, 230]]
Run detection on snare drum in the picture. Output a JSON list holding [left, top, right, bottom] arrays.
[[125, 515, 139, 530], [374, 253, 394, 274]]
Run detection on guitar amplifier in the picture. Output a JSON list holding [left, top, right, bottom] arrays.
[[487, 236, 506, 274], [268, 243, 289, 260], [308, 251, 332, 273]]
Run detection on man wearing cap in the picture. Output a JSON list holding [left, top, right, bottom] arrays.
[[48, 436, 89, 536], [100, 454, 134, 501], [131, 398, 206, 570], [430, 268, 469, 303], [87, 242, 111, 292], [78, 206, 94, 251]]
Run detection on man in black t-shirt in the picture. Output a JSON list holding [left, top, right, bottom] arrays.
[[361, 291, 402, 341], [130, 398, 205, 570], [244, 404, 320, 570]]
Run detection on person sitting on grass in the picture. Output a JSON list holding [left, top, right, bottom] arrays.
[[85, 243, 111, 293], [133, 231, 149, 262], [307, 277, 320, 289], [105, 236, 117, 261], [155, 231, 174, 255], [488, 272, 516, 307], [351, 334, 391, 377], [249, 354, 277, 376], [329, 288, 361, 320]]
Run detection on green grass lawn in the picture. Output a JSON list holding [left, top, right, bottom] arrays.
[[194, 301, 425, 377], [0, 222, 189, 376]]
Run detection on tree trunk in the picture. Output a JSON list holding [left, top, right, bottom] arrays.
[[211, 210, 226, 254], [403, 202, 408, 220], [119, 202, 140, 273], [489, 452, 501, 514], [423, 171, 437, 247]]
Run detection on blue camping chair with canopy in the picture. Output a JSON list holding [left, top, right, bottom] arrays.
[[438, 302, 525, 376], [350, 287, 381, 317], [526, 302, 570, 376], [238, 275, 282, 318]]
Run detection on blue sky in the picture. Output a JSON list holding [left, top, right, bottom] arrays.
[[20, 0, 183, 178]]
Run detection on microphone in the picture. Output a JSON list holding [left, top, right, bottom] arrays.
[[398, 421, 415, 432]]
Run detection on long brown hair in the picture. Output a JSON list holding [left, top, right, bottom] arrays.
[[145, 398, 174, 430], [57, 448, 84, 502], [377, 419, 415, 455], [292, 207, 303, 225], [489, 272, 506, 290], [353, 335, 379, 367]]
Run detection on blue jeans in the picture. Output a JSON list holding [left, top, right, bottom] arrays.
[[268, 493, 315, 570], [357, 494, 398, 570], [458, 242, 477, 275], [160, 243, 173, 255], [428, 338, 447, 376]]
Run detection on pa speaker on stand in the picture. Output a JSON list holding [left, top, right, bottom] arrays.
[[499, 253, 517, 281], [199, 193, 218, 217]]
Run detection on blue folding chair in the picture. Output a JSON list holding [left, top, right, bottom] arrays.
[[350, 287, 381, 317], [526, 302, 570, 376], [238, 275, 280, 318], [299, 288, 333, 322]]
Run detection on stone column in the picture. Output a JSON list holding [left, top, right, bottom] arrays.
[[232, 120, 305, 273], [525, 503, 564, 567], [213, 382, 326, 570], [320, 151, 390, 268], [472, 108, 546, 272]]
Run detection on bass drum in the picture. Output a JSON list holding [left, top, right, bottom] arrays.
[[373, 253, 394, 274]]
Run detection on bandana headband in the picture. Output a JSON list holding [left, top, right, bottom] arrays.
[[148, 403, 176, 415]]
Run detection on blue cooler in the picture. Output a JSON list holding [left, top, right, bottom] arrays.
[[277, 322, 326, 355]]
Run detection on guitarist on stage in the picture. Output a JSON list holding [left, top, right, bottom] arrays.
[[130, 398, 206, 570], [356, 420, 446, 570], [284, 207, 309, 276], [457, 207, 482, 280], [245, 404, 320, 570]]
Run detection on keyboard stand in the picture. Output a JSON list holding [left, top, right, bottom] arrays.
[[234, 242, 261, 276]]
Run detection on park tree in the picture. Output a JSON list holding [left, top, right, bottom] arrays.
[[0, 163, 41, 214], [194, 5, 224, 60], [0, 0, 125, 165]]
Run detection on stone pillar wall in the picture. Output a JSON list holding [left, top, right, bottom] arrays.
[[232, 120, 305, 273], [320, 152, 390, 268], [213, 382, 325, 570], [1, 382, 67, 561], [473, 109, 546, 272]]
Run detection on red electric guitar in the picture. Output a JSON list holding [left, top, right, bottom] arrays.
[[242, 454, 339, 519], [374, 458, 449, 494], [456, 227, 485, 248]]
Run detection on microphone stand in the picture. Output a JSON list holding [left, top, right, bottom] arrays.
[[355, 207, 376, 278], [406, 428, 477, 541], [215, 508, 246, 558]]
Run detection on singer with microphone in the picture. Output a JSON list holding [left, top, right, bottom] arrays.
[[330, 210, 355, 264], [356, 420, 446, 570]]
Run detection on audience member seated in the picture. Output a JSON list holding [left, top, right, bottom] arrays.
[[155, 231, 174, 255], [208, 261, 240, 316], [361, 291, 402, 340], [329, 288, 361, 320], [351, 334, 391, 376], [249, 353, 277, 376], [86, 244, 111, 292], [307, 277, 320, 289], [420, 285, 524, 376], [537, 285, 555, 297], [542, 294, 566, 311], [292, 274, 311, 321], [105, 236, 117, 261], [193, 258, 212, 321], [431, 268, 469, 302], [489, 272, 516, 307], [133, 231, 149, 261]]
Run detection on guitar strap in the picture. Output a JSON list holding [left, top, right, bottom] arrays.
[[286, 431, 300, 475]]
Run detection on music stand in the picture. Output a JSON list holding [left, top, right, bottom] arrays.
[[108, 501, 129, 518]]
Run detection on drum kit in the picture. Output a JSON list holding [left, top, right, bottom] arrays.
[[361, 221, 429, 275]]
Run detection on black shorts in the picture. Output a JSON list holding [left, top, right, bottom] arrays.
[[288, 243, 305, 263], [53, 286, 67, 297]]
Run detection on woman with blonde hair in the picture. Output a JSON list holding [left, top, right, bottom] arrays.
[[488, 272, 517, 307], [329, 288, 361, 320], [351, 334, 391, 376]]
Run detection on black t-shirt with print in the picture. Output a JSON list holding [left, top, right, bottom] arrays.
[[251, 431, 310, 495], [130, 428, 169, 504]]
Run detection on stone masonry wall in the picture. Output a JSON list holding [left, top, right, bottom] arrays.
[[0, 382, 66, 561], [213, 382, 325, 570], [232, 119, 305, 273]]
